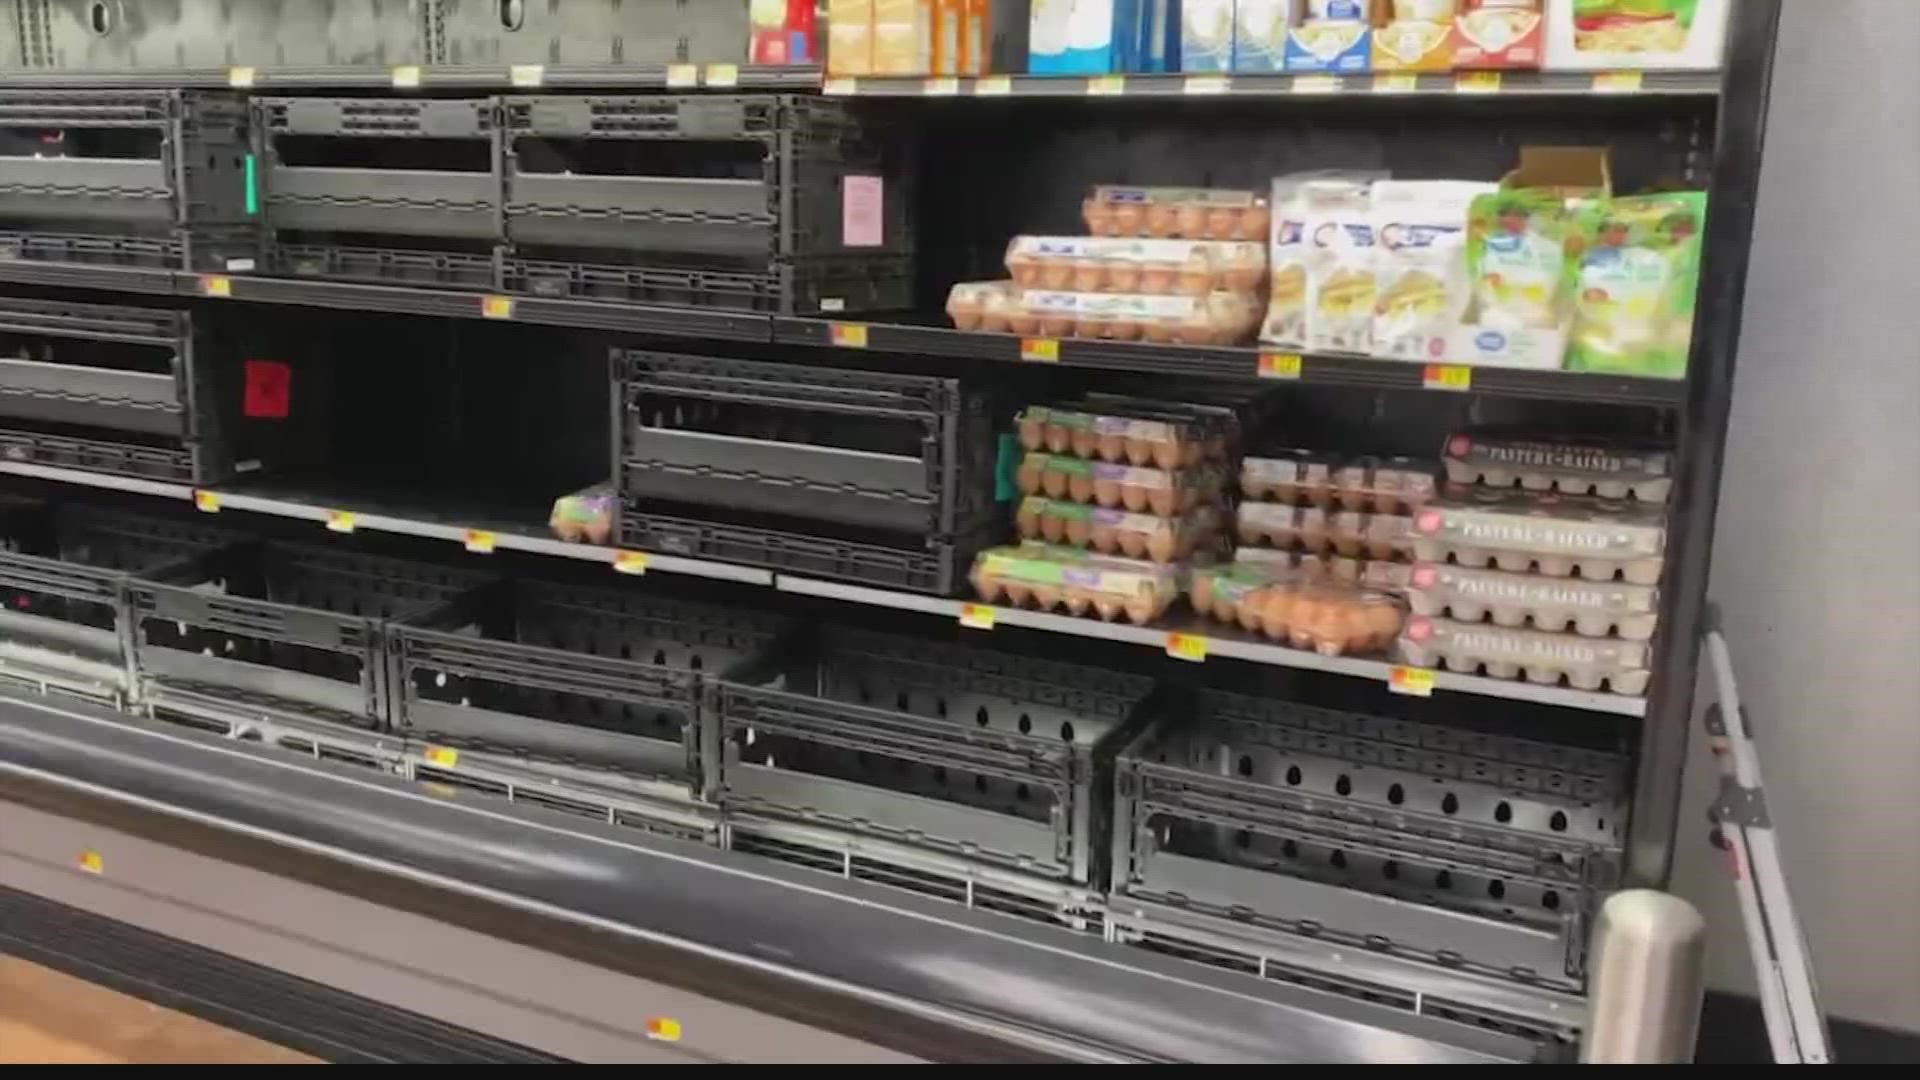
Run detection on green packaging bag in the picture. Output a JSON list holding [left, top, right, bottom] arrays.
[[1566, 191, 1707, 379], [1464, 189, 1585, 333]]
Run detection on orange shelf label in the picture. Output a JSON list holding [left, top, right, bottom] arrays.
[[1087, 75, 1126, 95], [705, 63, 740, 88], [1423, 363, 1472, 391], [1454, 71, 1502, 93], [1165, 633, 1209, 662], [829, 322, 870, 348], [481, 295, 514, 319], [463, 530, 496, 554], [958, 603, 996, 630], [667, 63, 700, 88], [1388, 665, 1436, 697], [78, 850, 104, 874], [391, 65, 422, 89], [1020, 337, 1060, 363], [200, 275, 233, 298], [423, 746, 459, 768], [1592, 70, 1644, 93], [193, 490, 221, 513], [325, 510, 356, 534], [614, 551, 650, 575], [1258, 352, 1303, 380]]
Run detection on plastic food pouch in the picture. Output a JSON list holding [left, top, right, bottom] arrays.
[[1565, 190, 1706, 378]]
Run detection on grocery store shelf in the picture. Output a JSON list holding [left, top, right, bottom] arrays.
[[0, 461, 196, 500], [774, 317, 1687, 406], [822, 70, 1721, 99], [0, 64, 821, 91], [773, 577, 1649, 718], [0, 259, 180, 296]]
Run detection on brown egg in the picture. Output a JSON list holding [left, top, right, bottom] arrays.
[[1111, 203, 1145, 237], [1030, 585, 1062, 611], [1237, 591, 1266, 634], [1108, 317, 1143, 341], [1006, 311, 1039, 336], [1215, 594, 1242, 626], [1241, 475, 1270, 501], [1016, 461, 1044, 495], [1063, 588, 1091, 616], [1177, 251, 1214, 295], [1260, 591, 1297, 640], [1065, 516, 1092, 547], [1089, 524, 1117, 553], [1149, 438, 1181, 471], [1118, 530, 1148, 559], [552, 520, 583, 542], [1365, 602, 1404, 645], [1119, 483, 1149, 513], [583, 520, 612, 545], [1037, 258, 1074, 290], [979, 309, 1010, 334], [1044, 423, 1073, 454], [1070, 428, 1099, 458], [1204, 206, 1239, 240], [1003, 582, 1031, 607], [1073, 316, 1106, 339], [1138, 261, 1178, 294], [1092, 597, 1122, 622], [1083, 197, 1112, 235], [1242, 203, 1272, 241], [1072, 258, 1106, 292], [1041, 467, 1069, 499], [1236, 517, 1264, 547], [1040, 512, 1067, 544], [1222, 253, 1265, 293], [1018, 417, 1046, 451], [1017, 503, 1042, 538], [1142, 319, 1177, 344], [1121, 436, 1151, 467], [1146, 529, 1176, 564], [1123, 594, 1158, 624], [1144, 203, 1179, 238], [1174, 203, 1208, 239], [949, 306, 982, 331], [1287, 597, 1330, 650], [1190, 574, 1215, 612], [1147, 487, 1177, 517], [1039, 313, 1074, 337], [1108, 260, 1141, 293], [1096, 433, 1126, 462], [1071, 474, 1098, 504], [971, 569, 1000, 602], [1005, 253, 1038, 286], [1174, 308, 1219, 345]]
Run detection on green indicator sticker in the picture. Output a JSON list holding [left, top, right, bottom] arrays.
[[995, 434, 1019, 502], [244, 153, 257, 215]]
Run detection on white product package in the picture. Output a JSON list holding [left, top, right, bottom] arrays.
[[1370, 179, 1498, 362]]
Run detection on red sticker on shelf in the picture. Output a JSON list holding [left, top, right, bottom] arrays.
[[243, 359, 291, 418]]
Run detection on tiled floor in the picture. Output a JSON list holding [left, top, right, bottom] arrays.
[[0, 957, 316, 1064]]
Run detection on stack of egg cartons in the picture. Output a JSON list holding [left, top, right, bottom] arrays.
[[1396, 433, 1672, 697]]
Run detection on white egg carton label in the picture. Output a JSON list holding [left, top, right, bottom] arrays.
[[1411, 489, 1667, 585], [1406, 563, 1659, 640], [1443, 434, 1674, 504], [1399, 616, 1652, 697]]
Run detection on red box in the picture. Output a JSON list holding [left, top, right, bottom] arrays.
[[1450, 0, 1544, 69]]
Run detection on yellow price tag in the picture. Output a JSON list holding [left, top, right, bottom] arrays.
[[1372, 73, 1417, 93], [1423, 363, 1473, 391], [423, 746, 459, 768], [614, 551, 649, 575], [463, 530, 496, 554], [1257, 352, 1303, 380], [975, 75, 1012, 96], [1292, 74, 1341, 94], [193, 489, 221, 513], [646, 1017, 682, 1043], [391, 64, 422, 89], [1087, 74, 1126, 96], [509, 64, 544, 87], [227, 65, 256, 88], [1592, 70, 1644, 93], [1388, 665, 1436, 697], [1454, 70, 1502, 93], [200, 274, 232, 298], [78, 850, 104, 874], [1020, 337, 1060, 363], [325, 510, 356, 534], [480, 295, 514, 319], [666, 63, 700, 88], [923, 77, 960, 96], [829, 322, 870, 348], [959, 603, 997, 630], [705, 63, 740, 88], [823, 76, 858, 95], [1183, 74, 1230, 95], [1165, 633, 1209, 663]]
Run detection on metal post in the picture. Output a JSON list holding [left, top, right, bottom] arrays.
[[1581, 889, 1708, 1064]]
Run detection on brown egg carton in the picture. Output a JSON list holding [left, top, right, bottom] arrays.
[[1398, 616, 1653, 697], [1082, 186, 1271, 241], [1406, 563, 1660, 641], [1233, 547, 1410, 591], [1443, 433, 1675, 505], [968, 545, 1180, 625], [1005, 236, 1268, 296], [1016, 452, 1221, 517], [1013, 289, 1264, 346], [1241, 452, 1438, 514], [1016, 497, 1222, 564], [1188, 565, 1404, 658], [1236, 502, 1414, 561], [1410, 486, 1667, 585], [1015, 403, 1227, 470]]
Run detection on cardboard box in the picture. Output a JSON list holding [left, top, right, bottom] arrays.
[[827, 0, 875, 75], [1543, 0, 1727, 71], [1232, 0, 1292, 72], [1284, 0, 1374, 74], [873, 0, 936, 75], [1372, 0, 1452, 71], [1030, 0, 1125, 74], [1182, 0, 1236, 72], [1451, 0, 1545, 69]]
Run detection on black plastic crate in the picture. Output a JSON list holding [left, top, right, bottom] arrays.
[[500, 253, 912, 316], [619, 508, 994, 596], [1111, 690, 1630, 988], [270, 242, 500, 290], [389, 576, 789, 798], [0, 297, 231, 485], [0, 89, 255, 271], [616, 349, 997, 538], [435, 0, 748, 68], [0, 500, 232, 704], [130, 540, 493, 732], [712, 626, 1157, 892], [12, 0, 434, 72]]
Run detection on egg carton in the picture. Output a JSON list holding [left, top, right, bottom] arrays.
[[1237, 502, 1413, 561], [1234, 547, 1410, 592], [1016, 452, 1221, 518], [1015, 402, 1226, 470], [1005, 236, 1268, 296], [1410, 487, 1667, 585], [1406, 563, 1659, 641], [968, 545, 1179, 625], [1241, 451, 1437, 514], [1189, 565, 1405, 658], [1398, 616, 1653, 697], [1082, 186, 1270, 242], [1443, 434, 1674, 505], [1017, 497, 1222, 564]]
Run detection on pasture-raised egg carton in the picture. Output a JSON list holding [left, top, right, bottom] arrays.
[[1406, 563, 1659, 641], [1443, 434, 1674, 504], [1410, 487, 1667, 585], [1398, 616, 1653, 697]]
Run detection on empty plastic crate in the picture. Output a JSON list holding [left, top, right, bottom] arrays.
[[389, 576, 789, 798], [435, 0, 749, 67], [619, 508, 996, 596], [10, 0, 434, 72], [130, 540, 492, 732], [712, 627, 1156, 895], [1111, 690, 1629, 987], [0, 501, 232, 704]]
